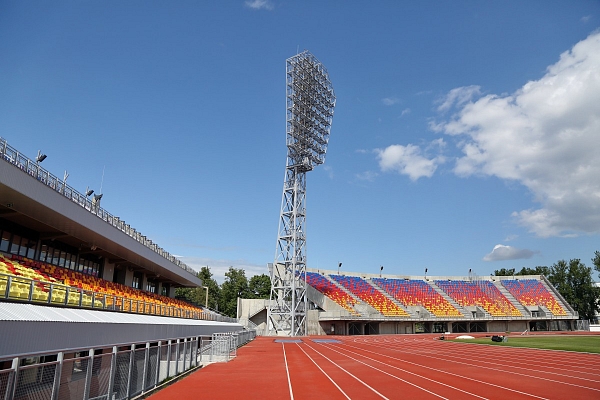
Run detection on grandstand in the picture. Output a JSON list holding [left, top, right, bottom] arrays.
[[241, 268, 579, 336], [0, 137, 253, 400]]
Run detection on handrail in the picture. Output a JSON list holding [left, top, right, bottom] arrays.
[[0, 272, 237, 323], [0, 136, 196, 277]]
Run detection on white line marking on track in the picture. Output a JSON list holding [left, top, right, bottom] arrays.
[[364, 341, 600, 394], [306, 342, 449, 399], [295, 343, 352, 400], [339, 343, 548, 400], [282, 343, 294, 400], [303, 342, 390, 399]]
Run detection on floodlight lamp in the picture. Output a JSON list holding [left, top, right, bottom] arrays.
[[93, 193, 103, 201], [36, 151, 47, 163], [86, 187, 94, 197]]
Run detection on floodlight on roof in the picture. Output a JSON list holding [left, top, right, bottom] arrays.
[[86, 187, 94, 197], [36, 150, 47, 163], [93, 193, 103, 201]]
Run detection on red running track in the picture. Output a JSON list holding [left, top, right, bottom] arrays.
[[148, 335, 600, 400]]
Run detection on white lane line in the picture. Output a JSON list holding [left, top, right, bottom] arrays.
[[305, 342, 447, 400], [323, 343, 485, 399], [295, 343, 351, 400], [282, 342, 294, 400], [360, 341, 599, 395], [303, 342, 390, 399], [325, 343, 489, 400], [380, 344, 600, 386], [341, 342, 549, 400]]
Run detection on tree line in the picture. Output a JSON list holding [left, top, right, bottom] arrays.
[[494, 251, 600, 321], [175, 266, 271, 318]]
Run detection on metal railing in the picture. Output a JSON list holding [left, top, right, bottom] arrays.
[[0, 330, 256, 400], [0, 137, 196, 277], [0, 272, 237, 323]]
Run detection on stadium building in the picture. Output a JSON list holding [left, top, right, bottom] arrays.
[[240, 267, 581, 336], [0, 137, 253, 400]]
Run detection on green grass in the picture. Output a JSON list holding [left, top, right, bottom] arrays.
[[449, 335, 600, 353]]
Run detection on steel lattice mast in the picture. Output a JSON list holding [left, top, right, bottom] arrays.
[[267, 51, 336, 336]]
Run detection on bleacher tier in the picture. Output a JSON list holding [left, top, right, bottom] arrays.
[[502, 279, 567, 316], [330, 275, 409, 317], [435, 280, 522, 317], [0, 254, 202, 316], [372, 278, 463, 317], [304, 272, 359, 314]]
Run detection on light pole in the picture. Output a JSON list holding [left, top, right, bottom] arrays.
[[338, 262, 342, 275], [380, 265, 383, 278]]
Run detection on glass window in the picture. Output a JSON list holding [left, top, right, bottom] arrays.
[[9, 234, 21, 255], [25, 239, 36, 259], [58, 251, 66, 268], [0, 231, 10, 252], [51, 248, 60, 265], [69, 254, 77, 269], [40, 244, 49, 262], [18, 237, 28, 257]]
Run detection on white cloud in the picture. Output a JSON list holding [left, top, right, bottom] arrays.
[[245, 0, 274, 10], [483, 244, 537, 261], [400, 108, 411, 117], [436, 32, 600, 237], [376, 143, 444, 181], [436, 85, 481, 112], [323, 165, 334, 179], [581, 15, 592, 23], [177, 256, 268, 283], [382, 97, 400, 106]]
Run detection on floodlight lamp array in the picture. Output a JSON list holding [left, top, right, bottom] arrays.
[[286, 51, 336, 171]]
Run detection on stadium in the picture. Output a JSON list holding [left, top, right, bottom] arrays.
[[0, 50, 597, 400]]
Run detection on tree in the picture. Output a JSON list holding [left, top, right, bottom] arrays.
[[249, 274, 271, 299], [494, 266, 550, 276], [175, 270, 205, 306], [219, 267, 250, 318], [547, 258, 600, 321]]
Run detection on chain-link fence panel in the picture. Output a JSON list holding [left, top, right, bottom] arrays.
[[144, 347, 158, 391], [168, 343, 177, 378], [57, 357, 88, 400], [176, 341, 186, 373], [189, 339, 198, 368], [88, 352, 113, 400], [13, 362, 56, 400], [128, 348, 146, 398], [158, 344, 169, 383], [112, 351, 131, 400], [0, 369, 14, 400]]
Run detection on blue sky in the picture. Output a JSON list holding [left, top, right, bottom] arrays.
[[1, 1, 599, 282]]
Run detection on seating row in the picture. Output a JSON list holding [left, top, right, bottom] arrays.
[[373, 278, 463, 317], [434, 280, 522, 317], [1, 254, 202, 316], [330, 275, 409, 317], [502, 279, 567, 316]]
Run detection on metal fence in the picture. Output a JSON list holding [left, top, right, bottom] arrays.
[[0, 330, 255, 400], [0, 272, 236, 323]]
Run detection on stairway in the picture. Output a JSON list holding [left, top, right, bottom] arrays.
[[494, 281, 530, 317]]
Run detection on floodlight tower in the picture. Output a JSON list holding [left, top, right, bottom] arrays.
[[267, 51, 336, 336]]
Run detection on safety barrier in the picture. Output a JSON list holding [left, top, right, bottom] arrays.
[[0, 330, 256, 400]]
